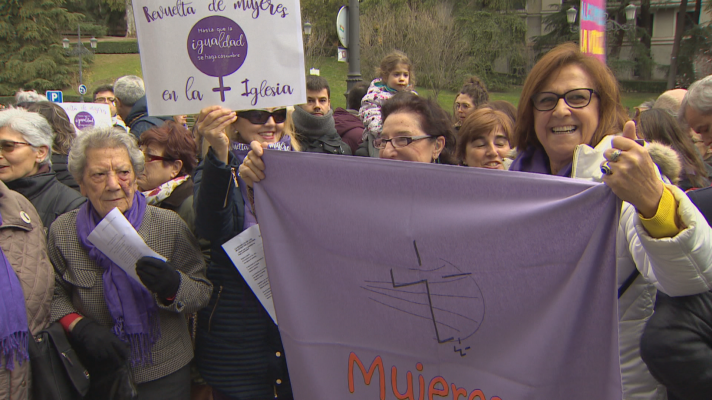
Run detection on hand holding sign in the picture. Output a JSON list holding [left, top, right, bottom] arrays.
[[196, 105, 237, 164]]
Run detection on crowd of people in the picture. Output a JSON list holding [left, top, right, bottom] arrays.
[[1, 42, 712, 400]]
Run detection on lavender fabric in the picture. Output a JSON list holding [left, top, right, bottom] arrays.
[[230, 136, 292, 228], [0, 211, 29, 371], [510, 145, 573, 177], [75, 192, 160, 366], [255, 152, 623, 400]]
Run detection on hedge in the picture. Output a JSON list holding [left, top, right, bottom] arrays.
[[95, 41, 139, 54], [57, 41, 139, 54], [618, 80, 667, 93]]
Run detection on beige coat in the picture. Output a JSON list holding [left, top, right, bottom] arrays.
[[0, 181, 54, 400]]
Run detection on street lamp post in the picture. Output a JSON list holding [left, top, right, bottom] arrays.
[[62, 25, 89, 102], [345, 0, 362, 98], [90, 37, 98, 54], [303, 21, 312, 72], [567, 7, 578, 33]]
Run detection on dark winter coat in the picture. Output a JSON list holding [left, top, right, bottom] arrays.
[[639, 186, 712, 400], [6, 171, 86, 231], [124, 96, 171, 139], [333, 107, 364, 155], [192, 148, 292, 399]]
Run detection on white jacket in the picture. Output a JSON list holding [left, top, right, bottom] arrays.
[[572, 136, 712, 399]]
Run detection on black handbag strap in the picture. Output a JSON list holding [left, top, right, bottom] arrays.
[[618, 269, 640, 298], [44, 322, 91, 395]]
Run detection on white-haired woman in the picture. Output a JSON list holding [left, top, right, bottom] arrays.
[[48, 127, 211, 399], [0, 107, 84, 230]]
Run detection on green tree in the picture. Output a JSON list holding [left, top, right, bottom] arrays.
[[0, 0, 82, 95], [456, 0, 527, 90], [359, 0, 526, 95]]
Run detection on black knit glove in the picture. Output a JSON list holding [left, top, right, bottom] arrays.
[[70, 318, 130, 372], [135, 256, 181, 299]]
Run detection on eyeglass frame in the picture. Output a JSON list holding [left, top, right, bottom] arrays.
[[0, 140, 33, 154], [530, 88, 598, 112], [373, 135, 432, 150], [144, 152, 176, 163], [94, 96, 116, 103], [236, 108, 288, 125]]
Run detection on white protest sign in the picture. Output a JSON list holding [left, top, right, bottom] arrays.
[[58, 103, 113, 132], [133, 0, 307, 116]]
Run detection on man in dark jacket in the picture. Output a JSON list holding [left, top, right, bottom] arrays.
[[639, 186, 712, 400], [114, 75, 165, 139], [293, 76, 351, 155], [333, 82, 368, 154]]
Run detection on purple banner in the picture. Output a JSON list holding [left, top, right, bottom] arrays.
[[255, 152, 622, 400], [580, 0, 607, 62]]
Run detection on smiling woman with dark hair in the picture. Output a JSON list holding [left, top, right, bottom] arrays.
[[510, 42, 712, 399]]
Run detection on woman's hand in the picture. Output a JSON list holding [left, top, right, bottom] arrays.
[[238, 141, 266, 188], [602, 120, 665, 218], [195, 106, 237, 164]]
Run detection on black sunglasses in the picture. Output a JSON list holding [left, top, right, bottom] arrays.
[[236, 108, 288, 125]]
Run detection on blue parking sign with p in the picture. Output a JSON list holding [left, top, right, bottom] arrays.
[[46, 91, 63, 103]]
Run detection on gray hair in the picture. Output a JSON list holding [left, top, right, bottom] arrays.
[[0, 107, 54, 166], [68, 126, 145, 184], [679, 75, 712, 126], [14, 90, 48, 105], [113, 75, 145, 106]]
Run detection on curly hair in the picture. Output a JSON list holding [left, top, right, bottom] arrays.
[[458, 76, 489, 107]]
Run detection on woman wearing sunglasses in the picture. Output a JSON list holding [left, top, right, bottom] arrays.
[[191, 105, 298, 400], [0, 107, 85, 231], [239, 92, 457, 185]]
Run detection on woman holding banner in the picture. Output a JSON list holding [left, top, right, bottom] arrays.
[[192, 105, 297, 400], [239, 43, 712, 399], [508, 42, 712, 399]]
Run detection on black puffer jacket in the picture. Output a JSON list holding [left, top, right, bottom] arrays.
[[639, 186, 712, 400], [6, 171, 86, 230]]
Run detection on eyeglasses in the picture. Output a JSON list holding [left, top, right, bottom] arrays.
[[94, 97, 115, 103], [144, 153, 175, 163], [0, 140, 32, 153], [236, 108, 288, 125], [373, 135, 432, 149], [531, 88, 597, 112]]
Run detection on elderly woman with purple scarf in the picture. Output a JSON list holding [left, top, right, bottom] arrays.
[[48, 127, 211, 399]]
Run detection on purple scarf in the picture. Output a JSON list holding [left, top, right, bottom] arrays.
[[510, 145, 573, 177], [75, 192, 160, 366], [0, 211, 29, 371]]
